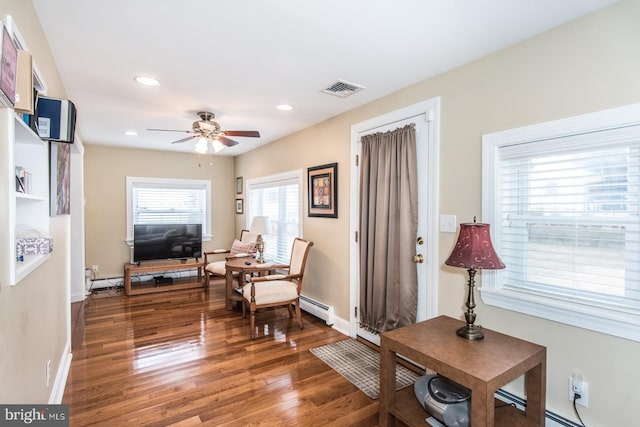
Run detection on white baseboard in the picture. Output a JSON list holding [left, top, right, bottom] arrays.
[[70, 292, 85, 303], [49, 341, 72, 404], [330, 315, 350, 336]]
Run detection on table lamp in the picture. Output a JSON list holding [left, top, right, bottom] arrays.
[[444, 218, 505, 340], [250, 216, 271, 263]]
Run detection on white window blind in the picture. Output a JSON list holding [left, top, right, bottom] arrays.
[[126, 177, 211, 242], [482, 103, 640, 341], [247, 171, 302, 264], [133, 186, 205, 225], [498, 133, 640, 306]]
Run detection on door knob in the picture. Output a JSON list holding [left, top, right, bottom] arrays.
[[413, 254, 424, 263]]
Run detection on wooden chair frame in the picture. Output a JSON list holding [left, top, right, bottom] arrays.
[[242, 238, 313, 339], [203, 229, 256, 286]]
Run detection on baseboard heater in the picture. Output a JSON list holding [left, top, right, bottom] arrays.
[[298, 294, 334, 326], [495, 389, 582, 427]]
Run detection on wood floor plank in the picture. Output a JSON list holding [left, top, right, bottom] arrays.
[[64, 283, 381, 426]]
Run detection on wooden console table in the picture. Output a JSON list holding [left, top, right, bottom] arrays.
[[380, 315, 546, 427], [124, 259, 204, 296]]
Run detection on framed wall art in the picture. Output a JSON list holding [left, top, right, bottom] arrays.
[[235, 198, 243, 214], [236, 176, 243, 194], [0, 24, 17, 107], [308, 162, 337, 218], [50, 141, 71, 216]]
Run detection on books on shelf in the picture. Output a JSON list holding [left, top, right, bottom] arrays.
[[15, 165, 31, 194]]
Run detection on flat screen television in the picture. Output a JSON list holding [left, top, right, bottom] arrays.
[[133, 223, 202, 263]]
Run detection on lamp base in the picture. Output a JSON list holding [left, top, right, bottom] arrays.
[[456, 324, 484, 340], [256, 237, 265, 263]]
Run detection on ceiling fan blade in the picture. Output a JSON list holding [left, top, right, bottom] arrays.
[[222, 130, 260, 138], [147, 129, 195, 133], [170, 135, 197, 144], [217, 136, 239, 147]]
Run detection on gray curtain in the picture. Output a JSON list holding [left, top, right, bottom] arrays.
[[359, 124, 418, 334]]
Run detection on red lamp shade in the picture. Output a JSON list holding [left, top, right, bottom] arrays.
[[445, 222, 505, 270]]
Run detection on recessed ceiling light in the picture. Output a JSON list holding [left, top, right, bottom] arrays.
[[133, 75, 160, 87], [276, 104, 294, 111], [123, 130, 138, 136]]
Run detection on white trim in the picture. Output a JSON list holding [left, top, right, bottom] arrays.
[[482, 102, 640, 342], [329, 314, 351, 337], [125, 176, 212, 243], [481, 287, 640, 342], [48, 342, 72, 404], [349, 98, 441, 338], [245, 169, 302, 190]]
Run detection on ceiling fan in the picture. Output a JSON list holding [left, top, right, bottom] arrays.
[[147, 111, 260, 153]]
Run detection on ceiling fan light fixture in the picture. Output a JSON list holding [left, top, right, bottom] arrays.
[[194, 137, 209, 154], [133, 75, 160, 87], [212, 140, 225, 153]]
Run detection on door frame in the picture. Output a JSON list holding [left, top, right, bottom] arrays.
[[348, 98, 441, 338]]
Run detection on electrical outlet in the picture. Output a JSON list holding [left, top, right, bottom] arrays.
[[568, 375, 589, 407], [91, 264, 99, 273], [46, 360, 51, 387]]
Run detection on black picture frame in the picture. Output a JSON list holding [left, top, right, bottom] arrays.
[[235, 198, 243, 214], [308, 162, 337, 218]]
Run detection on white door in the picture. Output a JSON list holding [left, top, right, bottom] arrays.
[[349, 99, 439, 345]]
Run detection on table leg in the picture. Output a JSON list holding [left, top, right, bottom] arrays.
[[124, 267, 131, 296], [379, 340, 396, 426], [470, 387, 494, 427], [225, 268, 233, 310], [525, 360, 546, 425]]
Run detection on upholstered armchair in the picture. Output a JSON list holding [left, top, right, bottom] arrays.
[[242, 238, 313, 339], [203, 229, 257, 286]]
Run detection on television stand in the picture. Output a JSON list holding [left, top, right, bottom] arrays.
[[123, 259, 204, 296]]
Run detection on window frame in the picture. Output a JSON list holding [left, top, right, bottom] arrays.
[[125, 176, 211, 244], [481, 103, 640, 342], [245, 170, 303, 264]]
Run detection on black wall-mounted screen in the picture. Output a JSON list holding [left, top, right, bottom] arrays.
[[133, 223, 202, 262]]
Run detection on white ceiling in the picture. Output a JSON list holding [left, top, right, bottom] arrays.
[[32, 0, 617, 156]]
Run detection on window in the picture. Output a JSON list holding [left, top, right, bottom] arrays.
[[482, 104, 640, 341], [246, 170, 302, 264], [126, 177, 211, 243]]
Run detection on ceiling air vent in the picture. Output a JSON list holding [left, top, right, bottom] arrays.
[[321, 79, 365, 98]]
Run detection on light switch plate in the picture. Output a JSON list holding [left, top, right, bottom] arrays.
[[440, 215, 457, 233]]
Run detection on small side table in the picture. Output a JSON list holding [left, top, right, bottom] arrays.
[[380, 315, 546, 427], [224, 257, 279, 310]]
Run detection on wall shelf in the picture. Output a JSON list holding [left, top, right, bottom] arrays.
[[16, 192, 46, 201], [0, 16, 49, 287], [15, 253, 50, 283]]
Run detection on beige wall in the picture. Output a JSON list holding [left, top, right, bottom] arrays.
[[84, 146, 236, 277], [235, 1, 640, 425], [0, 0, 70, 403]]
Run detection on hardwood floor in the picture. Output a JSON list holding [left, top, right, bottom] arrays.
[[63, 280, 380, 426]]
